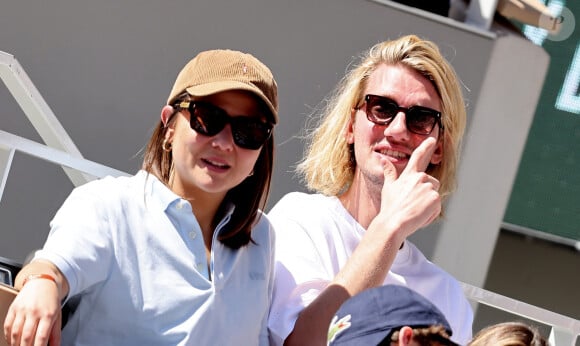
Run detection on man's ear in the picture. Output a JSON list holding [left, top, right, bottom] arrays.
[[397, 326, 414, 345], [345, 108, 356, 144], [430, 132, 444, 165]]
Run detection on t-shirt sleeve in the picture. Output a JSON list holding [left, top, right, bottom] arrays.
[[450, 286, 474, 345], [267, 195, 334, 345]]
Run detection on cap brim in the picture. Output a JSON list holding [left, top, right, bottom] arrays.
[[185, 81, 278, 124]]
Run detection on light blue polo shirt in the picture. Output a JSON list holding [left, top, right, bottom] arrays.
[[35, 170, 275, 345]]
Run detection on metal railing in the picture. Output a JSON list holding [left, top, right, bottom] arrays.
[[463, 283, 580, 345], [0, 50, 128, 203]]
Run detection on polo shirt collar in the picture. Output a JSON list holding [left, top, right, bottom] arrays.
[[137, 170, 236, 232]]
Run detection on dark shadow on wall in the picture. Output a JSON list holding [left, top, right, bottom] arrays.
[[390, 0, 450, 17]]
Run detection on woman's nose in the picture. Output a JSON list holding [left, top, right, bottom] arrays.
[[211, 124, 235, 151]]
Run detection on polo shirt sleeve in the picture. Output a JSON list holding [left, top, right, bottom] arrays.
[[256, 212, 277, 346], [34, 180, 116, 300]]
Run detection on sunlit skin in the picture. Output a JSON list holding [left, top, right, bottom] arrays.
[[346, 63, 443, 193], [160, 90, 265, 249], [338, 63, 444, 229]]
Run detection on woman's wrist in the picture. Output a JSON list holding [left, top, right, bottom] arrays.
[[21, 273, 58, 287]]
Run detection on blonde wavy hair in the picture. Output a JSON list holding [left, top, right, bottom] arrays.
[[468, 322, 549, 346], [297, 35, 467, 211]]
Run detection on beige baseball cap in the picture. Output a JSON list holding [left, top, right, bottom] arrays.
[[167, 49, 278, 123]]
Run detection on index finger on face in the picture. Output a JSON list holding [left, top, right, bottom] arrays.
[[403, 137, 437, 174]]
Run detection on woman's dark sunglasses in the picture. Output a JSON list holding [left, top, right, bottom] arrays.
[[363, 94, 443, 135], [174, 101, 273, 150]]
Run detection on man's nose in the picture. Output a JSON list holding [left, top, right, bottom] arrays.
[[383, 112, 410, 139]]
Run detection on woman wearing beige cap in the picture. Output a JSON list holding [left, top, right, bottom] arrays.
[[4, 49, 278, 345]]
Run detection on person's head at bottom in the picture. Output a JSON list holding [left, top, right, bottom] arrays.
[[468, 321, 549, 346], [328, 285, 457, 346]]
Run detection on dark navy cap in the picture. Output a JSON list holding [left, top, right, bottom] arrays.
[[328, 285, 454, 345]]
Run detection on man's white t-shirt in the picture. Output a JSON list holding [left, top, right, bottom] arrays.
[[267, 192, 473, 345]]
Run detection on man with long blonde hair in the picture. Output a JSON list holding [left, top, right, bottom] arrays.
[[268, 35, 473, 346]]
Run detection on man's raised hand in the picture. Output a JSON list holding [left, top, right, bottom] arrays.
[[380, 137, 442, 238]]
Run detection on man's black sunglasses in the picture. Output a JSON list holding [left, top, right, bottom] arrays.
[[174, 101, 273, 150], [362, 94, 443, 135]]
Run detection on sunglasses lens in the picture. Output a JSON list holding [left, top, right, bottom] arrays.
[[231, 118, 272, 150], [366, 97, 398, 123], [407, 108, 438, 135], [190, 103, 227, 136]]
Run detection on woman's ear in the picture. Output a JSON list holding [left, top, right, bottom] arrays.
[[161, 105, 176, 127], [161, 105, 176, 145]]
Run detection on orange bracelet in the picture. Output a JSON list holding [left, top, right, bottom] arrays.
[[22, 273, 57, 287]]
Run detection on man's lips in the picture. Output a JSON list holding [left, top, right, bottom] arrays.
[[376, 148, 409, 160]]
